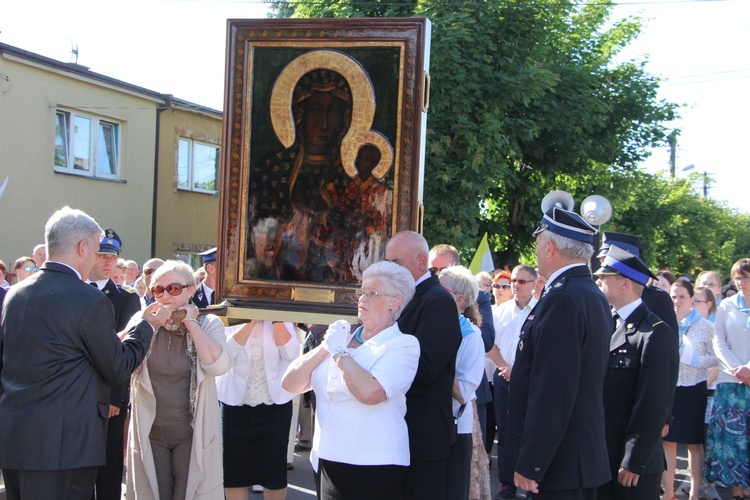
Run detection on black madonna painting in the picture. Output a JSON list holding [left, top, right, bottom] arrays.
[[219, 18, 430, 316]]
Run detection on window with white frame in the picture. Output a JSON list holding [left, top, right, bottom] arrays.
[[54, 110, 120, 179], [177, 138, 219, 194]]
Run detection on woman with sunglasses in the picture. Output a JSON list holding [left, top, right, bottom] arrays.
[[705, 258, 750, 499], [126, 260, 231, 500], [491, 268, 513, 308], [13, 256, 38, 283], [281, 261, 419, 499]]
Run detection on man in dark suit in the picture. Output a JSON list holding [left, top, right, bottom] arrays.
[[596, 231, 678, 334], [88, 228, 142, 500], [0, 207, 170, 499], [500, 207, 612, 499], [594, 245, 679, 499], [192, 247, 217, 308], [385, 231, 462, 500]]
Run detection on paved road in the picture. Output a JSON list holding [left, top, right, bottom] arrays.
[[282, 442, 735, 500], [0, 442, 732, 499]]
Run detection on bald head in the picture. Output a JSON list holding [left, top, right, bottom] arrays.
[[385, 231, 430, 280], [142, 258, 164, 288]]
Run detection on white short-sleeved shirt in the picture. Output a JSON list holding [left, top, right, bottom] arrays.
[[493, 297, 537, 367], [310, 323, 420, 471], [454, 324, 485, 434]]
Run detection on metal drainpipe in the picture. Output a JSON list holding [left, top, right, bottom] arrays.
[[151, 94, 173, 257]]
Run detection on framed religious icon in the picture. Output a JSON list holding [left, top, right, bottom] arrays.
[[217, 18, 431, 321]]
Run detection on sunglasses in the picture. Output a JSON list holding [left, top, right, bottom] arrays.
[[151, 282, 190, 298], [23, 266, 39, 273], [510, 279, 533, 285], [428, 267, 446, 276], [492, 283, 511, 290]]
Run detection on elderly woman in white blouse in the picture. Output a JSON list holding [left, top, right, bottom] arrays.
[[217, 320, 301, 500], [663, 280, 719, 500], [439, 266, 486, 500], [281, 261, 419, 499]]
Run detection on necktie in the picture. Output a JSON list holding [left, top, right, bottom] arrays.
[[612, 311, 620, 330], [90, 282, 98, 288]]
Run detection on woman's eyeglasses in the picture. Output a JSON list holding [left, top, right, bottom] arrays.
[[492, 283, 511, 290], [355, 289, 394, 300], [23, 266, 39, 273], [151, 283, 190, 298]]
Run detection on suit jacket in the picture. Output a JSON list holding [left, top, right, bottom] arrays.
[[500, 265, 612, 491], [475, 289, 495, 405], [602, 303, 678, 484], [0, 262, 154, 470], [191, 282, 214, 309], [396, 274, 462, 460], [642, 285, 679, 334], [100, 279, 142, 408]]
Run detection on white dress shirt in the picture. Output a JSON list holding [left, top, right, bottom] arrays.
[[493, 297, 538, 367], [309, 323, 420, 471]]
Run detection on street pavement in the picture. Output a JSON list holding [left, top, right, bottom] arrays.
[[0, 443, 735, 499]]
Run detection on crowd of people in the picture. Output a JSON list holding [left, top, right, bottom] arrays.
[[0, 205, 748, 500]]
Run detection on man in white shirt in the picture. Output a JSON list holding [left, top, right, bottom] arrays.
[[488, 264, 537, 499]]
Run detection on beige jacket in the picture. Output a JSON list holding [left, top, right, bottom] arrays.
[[126, 314, 232, 499]]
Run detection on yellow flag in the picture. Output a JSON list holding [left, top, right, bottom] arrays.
[[468, 232, 494, 274]]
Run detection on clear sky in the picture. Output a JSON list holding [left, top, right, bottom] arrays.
[[3, 0, 748, 212]]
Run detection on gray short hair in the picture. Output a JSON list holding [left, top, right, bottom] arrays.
[[151, 260, 197, 288], [45, 206, 102, 257], [544, 231, 594, 263], [362, 261, 415, 318], [439, 265, 479, 310]]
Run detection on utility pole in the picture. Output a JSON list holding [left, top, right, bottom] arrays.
[[668, 130, 678, 177]]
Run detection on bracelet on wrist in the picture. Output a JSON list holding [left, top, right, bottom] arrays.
[[333, 351, 350, 363]]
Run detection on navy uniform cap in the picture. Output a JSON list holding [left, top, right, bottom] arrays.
[[532, 207, 597, 244], [596, 231, 642, 259], [199, 247, 217, 264], [593, 245, 656, 286], [98, 228, 122, 255]]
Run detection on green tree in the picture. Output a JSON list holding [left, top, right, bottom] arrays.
[[270, 1, 734, 269]]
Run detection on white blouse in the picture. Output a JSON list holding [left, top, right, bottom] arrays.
[[677, 316, 719, 387], [713, 296, 750, 384], [310, 323, 420, 471], [454, 324, 485, 434], [217, 321, 300, 406]]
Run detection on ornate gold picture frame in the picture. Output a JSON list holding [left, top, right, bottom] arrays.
[[218, 18, 430, 319]]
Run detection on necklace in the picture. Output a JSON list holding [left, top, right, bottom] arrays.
[[354, 326, 366, 345]]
